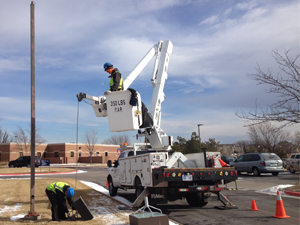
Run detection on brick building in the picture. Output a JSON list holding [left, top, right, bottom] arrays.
[[0, 143, 121, 164]]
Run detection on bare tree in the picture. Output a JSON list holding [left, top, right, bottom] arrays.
[[102, 133, 131, 147], [13, 126, 47, 156], [235, 140, 250, 154], [82, 129, 99, 163], [0, 127, 12, 143], [247, 122, 291, 153], [292, 130, 300, 151], [0, 119, 13, 143], [236, 50, 300, 128]]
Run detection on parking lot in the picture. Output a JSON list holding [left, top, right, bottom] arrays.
[[1, 166, 299, 225], [41, 167, 300, 225]]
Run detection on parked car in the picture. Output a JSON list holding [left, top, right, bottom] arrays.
[[8, 156, 41, 168], [286, 153, 300, 173], [221, 155, 236, 164], [281, 158, 287, 168], [230, 153, 283, 176]]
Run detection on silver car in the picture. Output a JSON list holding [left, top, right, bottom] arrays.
[[230, 153, 283, 176]]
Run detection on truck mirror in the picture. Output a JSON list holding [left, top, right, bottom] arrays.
[[107, 160, 112, 167], [114, 160, 119, 167]]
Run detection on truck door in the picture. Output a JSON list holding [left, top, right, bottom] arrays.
[[119, 159, 126, 184], [16, 157, 23, 167], [114, 151, 127, 186]]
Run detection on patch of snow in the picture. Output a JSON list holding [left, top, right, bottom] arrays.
[[80, 180, 133, 207], [79, 181, 179, 225], [35, 170, 87, 176], [259, 184, 294, 195], [0, 203, 22, 215], [10, 214, 25, 221]]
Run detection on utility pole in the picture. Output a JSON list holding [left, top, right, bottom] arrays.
[[197, 124, 207, 167], [197, 124, 203, 149], [24, 1, 40, 220]]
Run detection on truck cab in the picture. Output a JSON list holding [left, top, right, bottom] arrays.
[[107, 148, 168, 195]]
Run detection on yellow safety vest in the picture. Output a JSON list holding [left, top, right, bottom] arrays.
[[46, 182, 69, 194], [109, 71, 123, 90]]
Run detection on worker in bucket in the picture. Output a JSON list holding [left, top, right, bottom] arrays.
[[45, 182, 75, 221], [103, 62, 123, 94]]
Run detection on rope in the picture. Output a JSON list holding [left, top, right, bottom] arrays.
[[75, 101, 80, 191]]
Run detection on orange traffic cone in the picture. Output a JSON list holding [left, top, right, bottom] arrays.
[[218, 158, 227, 167], [272, 191, 290, 218], [106, 181, 109, 188], [251, 200, 258, 211]]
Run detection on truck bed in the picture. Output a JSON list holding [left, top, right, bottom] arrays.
[[163, 167, 235, 172], [151, 166, 238, 187]]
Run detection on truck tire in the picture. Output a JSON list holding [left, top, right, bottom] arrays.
[[108, 179, 118, 197], [252, 167, 260, 176], [186, 193, 208, 207], [9, 164, 14, 168], [135, 186, 144, 200], [289, 167, 296, 174]]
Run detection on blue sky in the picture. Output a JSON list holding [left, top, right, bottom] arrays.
[[0, 0, 299, 145]]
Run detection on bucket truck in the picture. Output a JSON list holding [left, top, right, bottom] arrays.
[[77, 40, 238, 209]]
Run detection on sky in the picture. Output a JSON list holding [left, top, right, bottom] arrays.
[[0, 0, 299, 145]]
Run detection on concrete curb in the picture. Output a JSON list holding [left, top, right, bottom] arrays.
[[284, 191, 300, 197]]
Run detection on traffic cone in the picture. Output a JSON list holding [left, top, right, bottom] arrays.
[[251, 200, 258, 211], [106, 181, 109, 188], [218, 158, 227, 167], [272, 191, 290, 218]]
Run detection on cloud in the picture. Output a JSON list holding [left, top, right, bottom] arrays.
[[236, 1, 257, 11], [0, 57, 29, 73], [199, 15, 219, 25], [1, 0, 298, 144]]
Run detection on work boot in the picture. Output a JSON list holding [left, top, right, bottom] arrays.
[[52, 205, 61, 221]]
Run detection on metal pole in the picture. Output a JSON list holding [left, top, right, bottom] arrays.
[[197, 124, 202, 149], [198, 124, 207, 167], [30, 0, 36, 214]]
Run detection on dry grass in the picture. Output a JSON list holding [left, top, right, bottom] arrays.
[[281, 174, 300, 192], [0, 178, 132, 224], [281, 185, 300, 192]]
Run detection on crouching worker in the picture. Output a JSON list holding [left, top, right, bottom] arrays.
[[45, 182, 75, 221]]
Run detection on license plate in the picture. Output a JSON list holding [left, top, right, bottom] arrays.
[[270, 163, 277, 166], [182, 174, 192, 181]]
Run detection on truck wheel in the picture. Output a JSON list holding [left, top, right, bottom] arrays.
[[135, 186, 144, 199], [186, 193, 208, 207], [108, 179, 118, 197], [289, 167, 296, 174], [252, 167, 260, 176], [9, 164, 14, 168]]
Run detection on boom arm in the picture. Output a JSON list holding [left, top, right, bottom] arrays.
[[77, 40, 173, 151]]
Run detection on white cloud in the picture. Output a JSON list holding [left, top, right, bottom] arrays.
[[1, 0, 298, 144], [199, 15, 219, 25], [236, 1, 257, 11]]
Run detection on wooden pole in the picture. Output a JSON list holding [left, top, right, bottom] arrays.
[[24, 1, 40, 220]]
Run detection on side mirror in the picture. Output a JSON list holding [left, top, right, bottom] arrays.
[[114, 160, 119, 167], [107, 160, 112, 167]]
